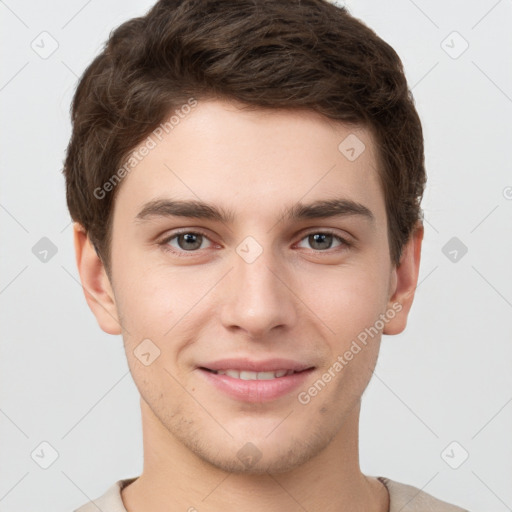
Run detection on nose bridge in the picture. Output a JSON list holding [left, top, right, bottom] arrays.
[[220, 240, 296, 337]]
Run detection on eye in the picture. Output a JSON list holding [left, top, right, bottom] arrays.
[[161, 231, 213, 252], [296, 231, 350, 251]]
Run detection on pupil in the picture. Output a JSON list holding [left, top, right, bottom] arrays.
[[310, 233, 332, 250], [179, 233, 202, 250]]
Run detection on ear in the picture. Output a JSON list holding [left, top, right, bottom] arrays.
[[73, 222, 122, 335], [383, 221, 424, 335]]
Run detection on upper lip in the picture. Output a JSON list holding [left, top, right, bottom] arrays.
[[199, 358, 314, 373]]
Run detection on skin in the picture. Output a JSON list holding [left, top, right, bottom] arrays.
[[74, 99, 423, 512]]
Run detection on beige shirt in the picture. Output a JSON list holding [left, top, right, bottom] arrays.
[[74, 476, 469, 511]]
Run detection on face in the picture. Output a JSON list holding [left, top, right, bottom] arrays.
[[77, 99, 421, 474]]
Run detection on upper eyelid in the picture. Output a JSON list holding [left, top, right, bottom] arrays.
[[160, 228, 213, 243]]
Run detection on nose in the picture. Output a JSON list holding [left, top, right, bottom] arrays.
[[219, 246, 298, 340]]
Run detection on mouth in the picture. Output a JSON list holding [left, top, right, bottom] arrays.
[[200, 368, 306, 380], [201, 368, 300, 380], [197, 359, 315, 402]]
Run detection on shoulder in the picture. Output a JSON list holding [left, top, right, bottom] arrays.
[[378, 476, 470, 512], [74, 475, 471, 512], [73, 477, 137, 512]]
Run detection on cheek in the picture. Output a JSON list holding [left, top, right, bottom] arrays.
[[113, 256, 216, 349], [306, 263, 391, 341]]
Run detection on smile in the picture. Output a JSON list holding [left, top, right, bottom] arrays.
[[198, 364, 314, 402], [203, 369, 298, 380]]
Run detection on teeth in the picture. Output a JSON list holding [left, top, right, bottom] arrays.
[[255, 371, 276, 380], [240, 371, 258, 380], [214, 369, 296, 380]]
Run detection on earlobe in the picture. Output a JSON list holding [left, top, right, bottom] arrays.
[[73, 223, 123, 335], [383, 222, 424, 336]]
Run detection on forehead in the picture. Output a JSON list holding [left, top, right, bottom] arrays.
[[112, 99, 385, 227]]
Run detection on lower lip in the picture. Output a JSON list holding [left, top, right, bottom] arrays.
[[198, 368, 314, 403]]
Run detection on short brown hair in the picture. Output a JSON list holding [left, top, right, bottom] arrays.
[[63, 0, 426, 277]]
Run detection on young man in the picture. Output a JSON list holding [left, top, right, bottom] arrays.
[[64, 1, 469, 510]]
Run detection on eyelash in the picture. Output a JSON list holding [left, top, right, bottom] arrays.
[[157, 229, 353, 257]]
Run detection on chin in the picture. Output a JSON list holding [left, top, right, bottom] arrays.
[[184, 431, 327, 476], [203, 447, 312, 475]]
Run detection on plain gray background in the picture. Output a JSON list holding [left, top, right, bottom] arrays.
[[1, 1, 511, 511]]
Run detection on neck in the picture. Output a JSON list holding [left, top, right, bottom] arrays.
[[122, 398, 388, 512]]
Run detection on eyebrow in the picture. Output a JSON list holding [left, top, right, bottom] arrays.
[[134, 198, 375, 224]]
